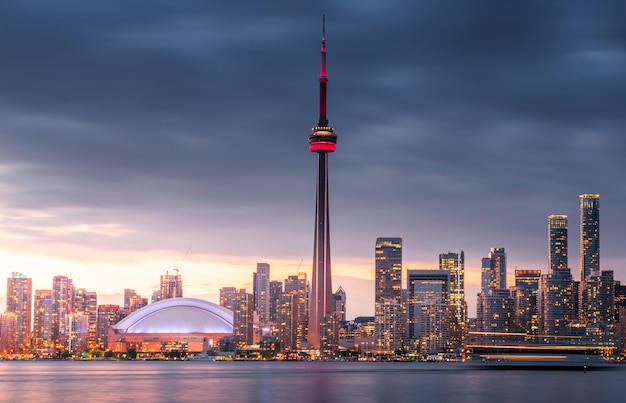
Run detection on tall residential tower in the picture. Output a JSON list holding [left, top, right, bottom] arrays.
[[579, 193, 600, 281], [308, 16, 338, 352], [548, 214, 568, 273]]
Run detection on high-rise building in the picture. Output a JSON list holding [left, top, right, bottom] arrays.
[[75, 288, 98, 350], [123, 289, 146, 314], [254, 263, 271, 326], [439, 251, 466, 324], [476, 289, 514, 334], [0, 313, 17, 355], [96, 304, 122, 350], [513, 269, 541, 335], [308, 16, 338, 353], [583, 270, 615, 329], [490, 247, 507, 289], [538, 268, 574, 336], [269, 280, 283, 324], [158, 271, 183, 300], [284, 273, 309, 348], [480, 248, 507, 292], [374, 298, 403, 352], [220, 287, 254, 347], [406, 270, 453, 353], [52, 275, 74, 352], [375, 238, 403, 304], [6, 272, 32, 352], [333, 286, 346, 322], [548, 214, 568, 273], [219, 287, 238, 310], [232, 289, 254, 346], [375, 238, 403, 352], [278, 292, 298, 352], [580, 193, 600, 281], [33, 290, 53, 355], [480, 257, 492, 293]]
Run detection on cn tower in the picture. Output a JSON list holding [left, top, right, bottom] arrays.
[[307, 15, 337, 350]]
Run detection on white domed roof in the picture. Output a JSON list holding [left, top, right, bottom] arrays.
[[112, 297, 233, 334]]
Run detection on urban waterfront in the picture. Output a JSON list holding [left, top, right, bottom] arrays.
[[0, 361, 623, 403]]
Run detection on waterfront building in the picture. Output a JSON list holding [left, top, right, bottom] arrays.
[[308, 16, 338, 353], [0, 312, 17, 356], [476, 289, 514, 334], [5, 272, 32, 352], [67, 312, 89, 353], [375, 237, 403, 351], [374, 298, 403, 353], [96, 304, 122, 350], [538, 268, 574, 335], [406, 270, 453, 353], [253, 263, 271, 326], [583, 270, 615, 331], [75, 288, 98, 350], [52, 275, 74, 352], [277, 292, 298, 351], [513, 269, 541, 335], [232, 289, 254, 346], [333, 286, 346, 322], [109, 298, 233, 355], [580, 193, 600, 325], [33, 290, 53, 355], [284, 273, 309, 348], [548, 214, 568, 273], [439, 251, 466, 324]]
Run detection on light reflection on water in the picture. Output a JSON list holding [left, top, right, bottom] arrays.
[[0, 361, 623, 403]]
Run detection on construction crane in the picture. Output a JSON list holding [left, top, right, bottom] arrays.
[[173, 245, 192, 275]]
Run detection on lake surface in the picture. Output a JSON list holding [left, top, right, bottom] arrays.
[[0, 361, 623, 403]]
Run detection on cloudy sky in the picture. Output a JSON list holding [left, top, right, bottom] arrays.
[[1, 1, 625, 318]]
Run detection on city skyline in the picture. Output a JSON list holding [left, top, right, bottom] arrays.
[[2, 3, 626, 319]]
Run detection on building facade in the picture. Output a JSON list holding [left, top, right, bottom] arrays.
[[548, 214, 568, 273], [6, 272, 32, 352]]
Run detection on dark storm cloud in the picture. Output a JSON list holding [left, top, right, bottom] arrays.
[[1, 1, 625, 271]]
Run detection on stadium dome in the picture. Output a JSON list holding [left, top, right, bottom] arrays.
[[112, 297, 233, 334]]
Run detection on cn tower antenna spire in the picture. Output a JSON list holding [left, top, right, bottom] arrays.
[[318, 14, 328, 127]]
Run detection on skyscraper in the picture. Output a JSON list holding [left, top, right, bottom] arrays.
[[6, 272, 32, 352], [254, 263, 270, 326], [33, 289, 53, 355], [580, 193, 600, 281], [513, 269, 541, 335], [548, 214, 568, 273], [439, 251, 466, 324], [308, 16, 338, 352], [333, 286, 346, 322], [75, 288, 98, 350], [269, 280, 283, 324], [285, 273, 309, 349], [480, 248, 507, 292], [52, 275, 74, 352], [375, 238, 403, 304], [406, 270, 454, 353], [538, 269, 574, 335]]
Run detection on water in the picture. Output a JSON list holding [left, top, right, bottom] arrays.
[[0, 361, 623, 403]]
